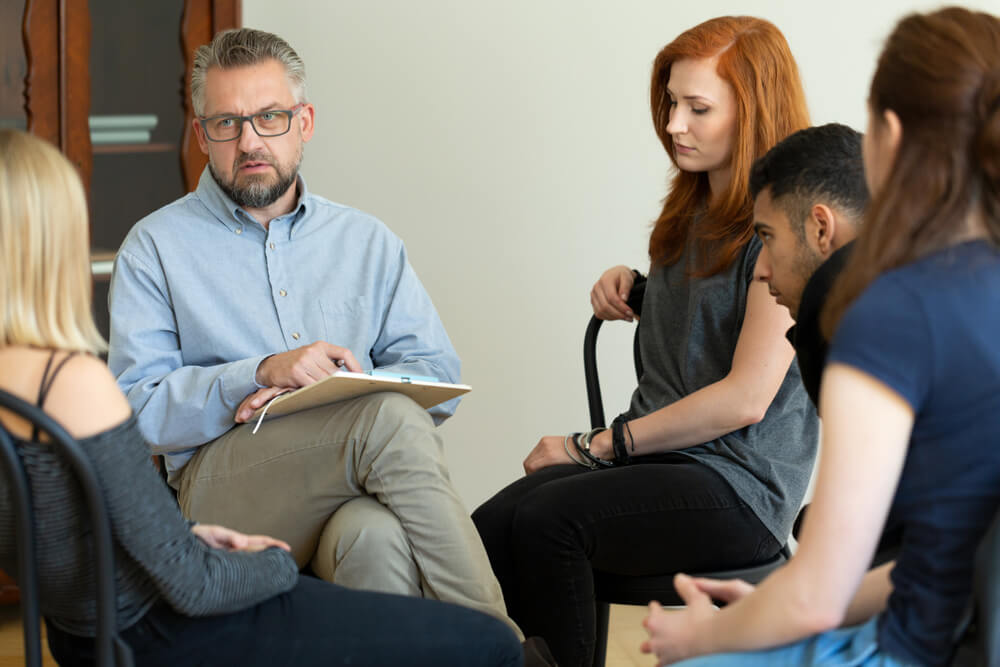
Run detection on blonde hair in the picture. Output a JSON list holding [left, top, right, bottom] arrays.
[[0, 130, 106, 354]]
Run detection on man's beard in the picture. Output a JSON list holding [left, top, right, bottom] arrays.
[[211, 147, 302, 210]]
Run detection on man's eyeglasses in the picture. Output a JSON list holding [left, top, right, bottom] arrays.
[[198, 103, 306, 142]]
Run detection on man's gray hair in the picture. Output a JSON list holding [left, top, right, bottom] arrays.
[[191, 28, 307, 116]]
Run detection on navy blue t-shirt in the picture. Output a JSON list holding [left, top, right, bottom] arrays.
[[828, 240, 1000, 667]]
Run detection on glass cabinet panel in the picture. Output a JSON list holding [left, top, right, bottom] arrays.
[[88, 0, 186, 338], [89, 0, 186, 254]]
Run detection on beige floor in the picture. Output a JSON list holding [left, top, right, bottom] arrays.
[[604, 604, 659, 666], [0, 601, 656, 666], [0, 603, 57, 667]]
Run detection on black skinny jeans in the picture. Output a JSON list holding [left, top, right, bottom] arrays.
[[472, 455, 781, 667]]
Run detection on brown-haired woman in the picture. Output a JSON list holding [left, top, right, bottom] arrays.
[[644, 7, 1000, 666], [473, 16, 816, 666]]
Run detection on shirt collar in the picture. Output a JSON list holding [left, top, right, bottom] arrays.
[[195, 167, 311, 234]]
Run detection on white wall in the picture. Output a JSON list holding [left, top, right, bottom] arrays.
[[244, 0, 998, 510]]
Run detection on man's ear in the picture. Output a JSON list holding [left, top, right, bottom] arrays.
[[809, 203, 837, 256], [298, 103, 316, 142]]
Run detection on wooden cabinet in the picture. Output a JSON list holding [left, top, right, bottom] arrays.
[[2, 0, 240, 339], [0, 0, 240, 604]]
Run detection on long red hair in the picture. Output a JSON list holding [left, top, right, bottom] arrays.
[[649, 17, 810, 275]]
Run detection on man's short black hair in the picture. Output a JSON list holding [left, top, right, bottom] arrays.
[[749, 123, 869, 238]]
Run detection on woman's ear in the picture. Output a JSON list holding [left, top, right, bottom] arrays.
[[882, 109, 902, 164]]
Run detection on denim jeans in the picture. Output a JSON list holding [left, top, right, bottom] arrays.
[[46, 575, 523, 667], [673, 616, 917, 667], [473, 455, 781, 666]]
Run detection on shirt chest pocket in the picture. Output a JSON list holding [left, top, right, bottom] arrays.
[[319, 296, 371, 362]]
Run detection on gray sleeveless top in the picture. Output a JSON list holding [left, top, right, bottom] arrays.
[[627, 236, 819, 542]]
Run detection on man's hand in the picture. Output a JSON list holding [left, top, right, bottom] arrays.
[[255, 341, 361, 388], [191, 524, 291, 553], [235, 386, 291, 423], [523, 435, 575, 474], [591, 265, 636, 321], [640, 574, 717, 665]]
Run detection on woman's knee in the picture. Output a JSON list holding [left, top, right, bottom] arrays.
[[508, 485, 582, 550], [474, 466, 585, 533], [472, 491, 514, 540]]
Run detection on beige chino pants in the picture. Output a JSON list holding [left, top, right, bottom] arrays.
[[175, 392, 518, 636]]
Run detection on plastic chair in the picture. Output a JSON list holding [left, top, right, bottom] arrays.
[[0, 389, 134, 667], [584, 281, 790, 667]]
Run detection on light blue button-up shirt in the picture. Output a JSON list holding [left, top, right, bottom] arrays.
[[108, 168, 461, 474]]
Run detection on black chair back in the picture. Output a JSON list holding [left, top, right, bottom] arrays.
[[0, 389, 133, 667], [584, 279, 645, 428]]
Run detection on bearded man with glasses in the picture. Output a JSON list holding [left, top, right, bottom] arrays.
[[197, 102, 307, 208], [107, 27, 521, 641]]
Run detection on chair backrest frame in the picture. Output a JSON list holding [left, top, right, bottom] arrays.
[[0, 426, 43, 667], [0, 389, 132, 667], [584, 280, 646, 429]]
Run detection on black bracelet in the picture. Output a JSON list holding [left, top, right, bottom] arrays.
[[624, 420, 635, 452], [611, 417, 631, 466]]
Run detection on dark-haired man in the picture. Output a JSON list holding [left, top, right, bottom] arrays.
[[749, 123, 869, 407], [750, 124, 905, 561]]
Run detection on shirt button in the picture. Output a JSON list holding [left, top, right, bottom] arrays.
[[235, 228, 242, 235], [292, 332, 300, 340], [279, 289, 287, 297], [269, 242, 275, 249]]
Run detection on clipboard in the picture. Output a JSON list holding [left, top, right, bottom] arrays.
[[251, 371, 471, 421]]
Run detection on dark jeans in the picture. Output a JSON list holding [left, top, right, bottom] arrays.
[[46, 575, 523, 667], [472, 455, 781, 667]]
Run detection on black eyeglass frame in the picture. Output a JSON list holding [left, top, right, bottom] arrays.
[[198, 103, 306, 142]]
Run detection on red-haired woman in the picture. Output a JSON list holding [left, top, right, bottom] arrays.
[[473, 16, 816, 666], [643, 7, 1000, 666]]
